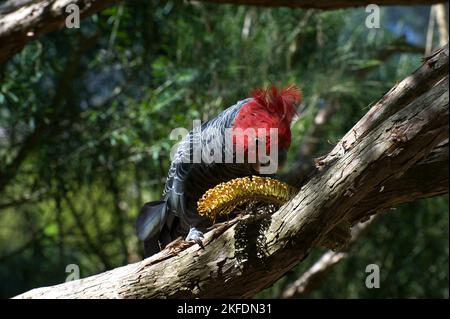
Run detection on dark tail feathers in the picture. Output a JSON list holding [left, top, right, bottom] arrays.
[[136, 201, 167, 256]]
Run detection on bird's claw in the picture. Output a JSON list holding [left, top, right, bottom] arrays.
[[186, 228, 205, 249]]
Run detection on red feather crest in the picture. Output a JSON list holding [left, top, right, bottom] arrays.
[[251, 84, 301, 122]]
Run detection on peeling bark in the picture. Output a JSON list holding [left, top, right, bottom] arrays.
[[281, 137, 448, 299], [13, 45, 449, 299]]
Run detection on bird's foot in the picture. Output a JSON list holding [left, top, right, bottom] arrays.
[[186, 227, 205, 249]]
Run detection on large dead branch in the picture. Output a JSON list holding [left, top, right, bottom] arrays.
[[197, 0, 443, 9], [0, 0, 445, 65], [13, 44, 449, 299], [280, 137, 448, 298], [281, 136, 448, 299], [0, 0, 120, 64]]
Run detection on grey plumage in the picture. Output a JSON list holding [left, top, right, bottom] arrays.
[[136, 99, 260, 256]]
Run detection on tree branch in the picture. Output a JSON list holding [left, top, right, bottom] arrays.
[[0, 0, 445, 65], [0, 0, 120, 64], [281, 136, 448, 298], [348, 139, 448, 225], [12, 44, 448, 299], [196, 0, 443, 9], [280, 215, 378, 298]]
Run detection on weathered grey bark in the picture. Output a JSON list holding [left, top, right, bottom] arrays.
[[198, 0, 443, 9], [0, 0, 120, 64], [435, 3, 449, 47], [281, 137, 448, 299], [348, 139, 449, 225], [13, 44, 449, 299]]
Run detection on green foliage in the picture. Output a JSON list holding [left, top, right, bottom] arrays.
[[258, 196, 449, 298], [0, 1, 447, 298]]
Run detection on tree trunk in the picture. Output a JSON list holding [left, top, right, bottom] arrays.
[[13, 44, 449, 299]]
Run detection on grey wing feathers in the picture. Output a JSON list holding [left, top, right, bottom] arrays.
[[138, 99, 254, 255], [162, 98, 249, 204]]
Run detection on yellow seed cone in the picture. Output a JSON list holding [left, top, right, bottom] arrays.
[[197, 176, 297, 220]]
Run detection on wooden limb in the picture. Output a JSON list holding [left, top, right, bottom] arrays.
[[197, 0, 443, 10], [13, 45, 449, 298], [0, 1, 445, 65], [349, 139, 449, 225], [435, 3, 449, 47], [280, 137, 448, 298], [354, 37, 425, 78], [425, 5, 437, 55], [0, 0, 120, 64]]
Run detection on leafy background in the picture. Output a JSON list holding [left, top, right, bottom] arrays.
[[0, 1, 448, 298]]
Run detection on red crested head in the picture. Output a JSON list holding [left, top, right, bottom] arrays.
[[232, 84, 301, 163], [250, 84, 300, 125]]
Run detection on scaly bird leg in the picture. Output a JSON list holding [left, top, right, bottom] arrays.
[[186, 227, 205, 249]]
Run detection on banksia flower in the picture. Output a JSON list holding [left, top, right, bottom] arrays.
[[197, 176, 297, 221]]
